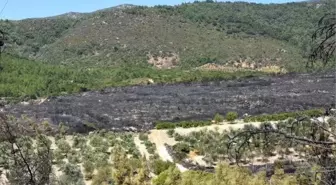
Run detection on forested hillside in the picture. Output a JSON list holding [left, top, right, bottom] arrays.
[[0, 0, 334, 69], [0, 0, 334, 101]]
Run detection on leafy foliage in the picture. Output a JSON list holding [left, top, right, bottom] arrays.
[[152, 163, 299, 185], [59, 163, 85, 185], [155, 120, 212, 129], [0, 115, 54, 185], [92, 166, 114, 185], [0, 54, 267, 101], [225, 111, 238, 122], [243, 108, 324, 122], [151, 159, 175, 175], [213, 113, 224, 123]]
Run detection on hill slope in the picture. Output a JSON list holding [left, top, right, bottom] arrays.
[[0, 1, 334, 70]]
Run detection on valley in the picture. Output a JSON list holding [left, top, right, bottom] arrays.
[[0, 0, 335, 184]]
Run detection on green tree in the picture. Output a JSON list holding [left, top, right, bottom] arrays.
[[0, 114, 54, 185], [152, 166, 181, 185], [59, 163, 85, 185], [83, 160, 95, 180], [92, 166, 114, 185], [225, 112, 238, 122]]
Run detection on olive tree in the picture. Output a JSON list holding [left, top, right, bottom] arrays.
[[0, 113, 55, 185]]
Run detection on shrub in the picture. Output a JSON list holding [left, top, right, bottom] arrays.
[[147, 146, 156, 155], [214, 113, 224, 123], [94, 153, 110, 168], [68, 151, 81, 164], [139, 133, 149, 141], [151, 159, 175, 175], [59, 163, 85, 185], [155, 120, 211, 129], [167, 129, 175, 137], [89, 135, 104, 148], [172, 143, 190, 161], [155, 122, 176, 129], [225, 112, 238, 122], [144, 140, 156, 154], [244, 109, 324, 122], [174, 133, 184, 141], [56, 139, 71, 156], [92, 166, 113, 185], [54, 149, 66, 163], [72, 135, 87, 149], [83, 160, 95, 180], [303, 109, 324, 117]]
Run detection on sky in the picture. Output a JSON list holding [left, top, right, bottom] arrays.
[[1, 0, 304, 20]]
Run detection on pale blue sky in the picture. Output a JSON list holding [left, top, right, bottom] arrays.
[[1, 0, 304, 20]]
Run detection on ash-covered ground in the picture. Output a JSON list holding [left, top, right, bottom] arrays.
[[3, 72, 335, 132]]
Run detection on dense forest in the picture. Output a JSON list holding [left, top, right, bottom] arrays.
[[0, 54, 267, 101]]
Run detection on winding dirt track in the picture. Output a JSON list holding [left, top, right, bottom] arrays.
[[3, 72, 335, 132]]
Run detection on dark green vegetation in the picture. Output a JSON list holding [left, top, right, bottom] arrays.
[[225, 111, 239, 122], [243, 108, 324, 122], [151, 164, 304, 185], [0, 54, 266, 101], [213, 113, 224, 123], [0, 1, 335, 101], [1, 0, 334, 69], [138, 133, 156, 154], [155, 109, 324, 129], [155, 120, 212, 129]]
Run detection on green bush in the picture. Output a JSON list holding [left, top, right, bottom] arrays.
[[151, 159, 175, 175], [225, 112, 238, 122], [89, 135, 105, 148], [72, 135, 87, 149], [59, 163, 85, 185], [56, 139, 71, 156], [174, 133, 184, 142], [244, 109, 324, 122], [172, 143, 190, 161], [92, 166, 113, 185], [155, 120, 211, 129], [68, 151, 81, 164], [167, 129, 175, 137], [155, 122, 176, 129], [213, 113, 224, 123], [83, 160, 95, 180], [143, 140, 156, 155], [139, 133, 149, 141]]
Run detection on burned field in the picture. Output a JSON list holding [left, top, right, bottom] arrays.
[[3, 72, 335, 132]]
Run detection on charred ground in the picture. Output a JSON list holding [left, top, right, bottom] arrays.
[[4, 72, 335, 132]]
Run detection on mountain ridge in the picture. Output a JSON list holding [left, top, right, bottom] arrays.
[[0, 0, 334, 71]]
